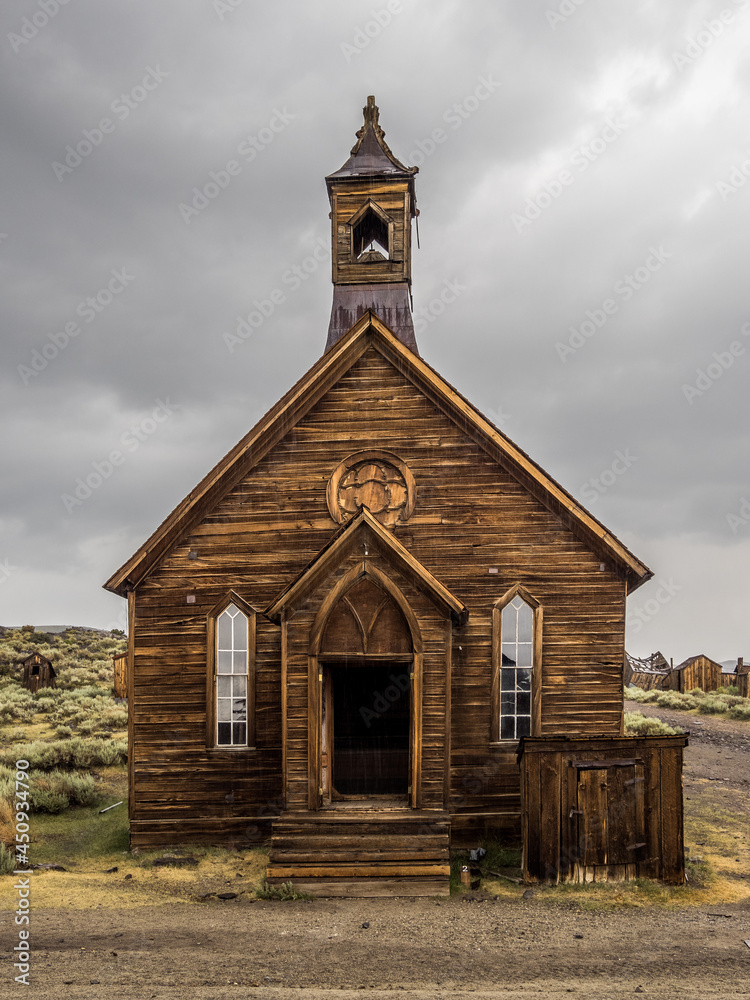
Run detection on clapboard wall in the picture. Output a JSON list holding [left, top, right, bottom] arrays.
[[128, 346, 630, 847]]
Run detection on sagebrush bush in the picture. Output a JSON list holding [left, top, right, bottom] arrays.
[[31, 770, 98, 812], [698, 697, 728, 715], [624, 711, 683, 737], [728, 703, 750, 721], [655, 691, 699, 711], [0, 737, 127, 771]]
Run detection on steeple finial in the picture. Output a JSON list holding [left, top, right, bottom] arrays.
[[363, 95, 379, 127]]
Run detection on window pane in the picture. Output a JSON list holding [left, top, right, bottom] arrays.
[[516, 643, 533, 667], [501, 643, 517, 666], [217, 722, 231, 745], [517, 691, 531, 715], [511, 596, 524, 611], [233, 613, 247, 650], [217, 611, 232, 650], [217, 676, 231, 698], [517, 669, 531, 692], [501, 606, 516, 641], [217, 649, 232, 673], [517, 715, 531, 738], [232, 698, 246, 721], [501, 668, 515, 691], [500, 716, 515, 740], [501, 692, 515, 714], [233, 650, 246, 674], [217, 699, 231, 722], [233, 722, 246, 745], [232, 676, 247, 697], [517, 606, 533, 642]]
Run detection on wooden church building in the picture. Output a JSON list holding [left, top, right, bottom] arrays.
[[105, 98, 686, 894]]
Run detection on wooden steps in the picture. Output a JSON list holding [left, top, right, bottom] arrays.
[[267, 810, 451, 896]]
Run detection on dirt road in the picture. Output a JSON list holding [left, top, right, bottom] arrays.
[[4, 705, 749, 1000]]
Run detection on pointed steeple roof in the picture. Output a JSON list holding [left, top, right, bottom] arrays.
[[326, 96, 418, 181]]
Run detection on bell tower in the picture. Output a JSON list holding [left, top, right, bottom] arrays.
[[325, 96, 419, 353]]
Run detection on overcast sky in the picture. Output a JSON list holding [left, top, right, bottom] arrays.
[[1, 0, 748, 662]]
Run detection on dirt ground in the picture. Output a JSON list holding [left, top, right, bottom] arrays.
[[3, 704, 750, 1000]]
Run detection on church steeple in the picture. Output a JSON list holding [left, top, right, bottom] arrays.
[[325, 97, 419, 353]]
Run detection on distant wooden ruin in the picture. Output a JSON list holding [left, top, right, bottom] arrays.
[[113, 653, 128, 699], [667, 654, 723, 693], [105, 97, 686, 895], [624, 651, 671, 691], [20, 652, 56, 693], [626, 651, 748, 696]]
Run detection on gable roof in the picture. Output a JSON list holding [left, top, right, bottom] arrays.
[[265, 507, 468, 626], [674, 653, 723, 671], [104, 312, 652, 597]]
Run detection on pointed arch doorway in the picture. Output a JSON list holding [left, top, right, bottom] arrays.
[[310, 567, 422, 810]]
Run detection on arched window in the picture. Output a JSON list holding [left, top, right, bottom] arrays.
[[207, 595, 255, 749], [491, 588, 541, 742]]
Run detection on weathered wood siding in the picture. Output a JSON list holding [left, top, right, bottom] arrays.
[[20, 653, 56, 693], [113, 653, 128, 699], [626, 670, 669, 692], [130, 346, 629, 846], [669, 655, 722, 693], [330, 180, 412, 286], [520, 735, 688, 885]]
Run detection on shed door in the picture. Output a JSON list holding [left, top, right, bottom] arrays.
[[576, 762, 645, 872]]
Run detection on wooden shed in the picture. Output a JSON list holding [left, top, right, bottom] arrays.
[[668, 654, 723, 693], [104, 97, 682, 896], [113, 653, 128, 699], [20, 652, 56, 693], [519, 734, 688, 884]]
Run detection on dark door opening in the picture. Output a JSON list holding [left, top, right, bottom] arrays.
[[328, 663, 410, 797]]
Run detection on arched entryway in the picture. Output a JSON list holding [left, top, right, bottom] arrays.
[[309, 566, 422, 809]]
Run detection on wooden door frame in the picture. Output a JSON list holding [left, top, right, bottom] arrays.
[[307, 563, 423, 811]]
